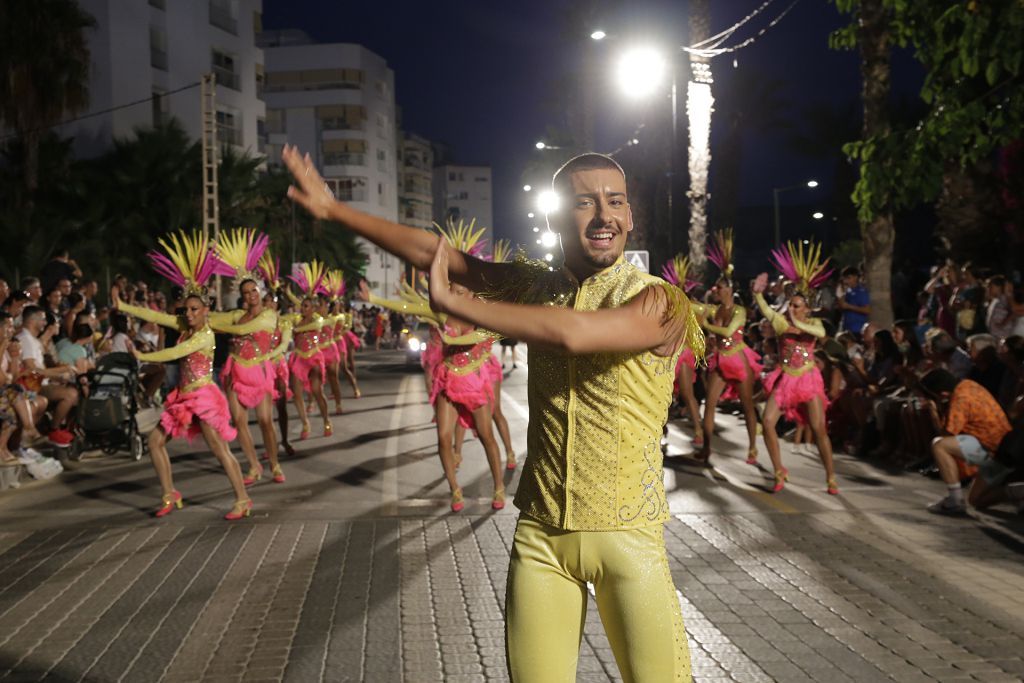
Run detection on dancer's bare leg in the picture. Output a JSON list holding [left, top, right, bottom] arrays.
[[806, 396, 836, 481], [199, 422, 248, 501], [226, 386, 259, 472], [275, 379, 293, 455], [147, 425, 175, 496], [699, 372, 727, 461], [738, 369, 759, 456], [453, 422, 466, 468], [255, 395, 279, 469], [326, 360, 343, 413], [761, 397, 786, 476], [677, 364, 702, 445], [291, 376, 310, 433], [346, 350, 361, 397], [470, 403, 504, 493], [309, 371, 331, 430], [491, 377, 514, 460], [435, 396, 461, 493]]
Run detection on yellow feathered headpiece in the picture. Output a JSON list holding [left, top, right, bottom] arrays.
[[257, 250, 282, 291], [288, 260, 328, 297], [660, 253, 699, 293], [148, 230, 223, 304], [323, 269, 347, 301], [215, 228, 270, 293], [433, 217, 488, 256], [491, 239, 513, 264]]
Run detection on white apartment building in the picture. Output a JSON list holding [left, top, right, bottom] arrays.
[[64, 0, 266, 157], [432, 165, 493, 231], [260, 30, 400, 297], [398, 132, 433, 230]]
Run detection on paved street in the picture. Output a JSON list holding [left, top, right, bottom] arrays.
[[1, 349, 1023, 682]]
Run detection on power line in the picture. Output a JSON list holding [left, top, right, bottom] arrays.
[[689, 0, 779, 52], [683, 0, 805, 59], [0, 80, 202, 143]]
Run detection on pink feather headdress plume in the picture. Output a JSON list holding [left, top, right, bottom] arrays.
[[288, 260, 328, 297], [147, 230, 223, 303], [661, 253, 699, 293], [770, 240, 833, 295], [706, 228, 735, 279], [323, 269, 347, 301]]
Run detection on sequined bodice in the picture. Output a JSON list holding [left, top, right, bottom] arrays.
[[318, 320, 336, 347], [441, 325, 491, 374], [180, 334, 214, 391], [230, 329, 273, 360], [711, 308, 746, 355], [779, 333, 816, 374], [510, 257, 690, 531], [294, 327, 321, 355]]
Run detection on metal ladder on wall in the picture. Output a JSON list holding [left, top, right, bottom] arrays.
[[200, 73, 221, 308]]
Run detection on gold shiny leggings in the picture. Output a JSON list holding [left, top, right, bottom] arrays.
[[505, 516, 692, 682]]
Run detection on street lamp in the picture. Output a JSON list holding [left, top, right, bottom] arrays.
[[540, 231, 558, 248], [772, 180, 819, 247], [616, 47, 667, 99], [591, 30, 607, 41], [537, 190, 560, 215], [527, 212, 535, 218], [812, 212, 824, 220], [523, 184, 532, 192]]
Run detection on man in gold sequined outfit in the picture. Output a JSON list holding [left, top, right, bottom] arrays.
[[283, 144, 701, 682]]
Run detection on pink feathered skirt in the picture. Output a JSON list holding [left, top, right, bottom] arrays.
[[289, 353, 326, 393], [430, 365, 495, 431], [272, 357, 292, 401], [673, 348, 697, 393], [220, 357, 275, 409], [320, 342, 340, 367], [709, 346, 762, 383], [484, 354, 503, 386], [335, 336, 348, 359], [344, 331, 362, 351], [160, 384, 237, 444], [763, 367, 828, 425]]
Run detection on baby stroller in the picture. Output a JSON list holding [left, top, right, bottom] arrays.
[[72, 352, 146, 461]]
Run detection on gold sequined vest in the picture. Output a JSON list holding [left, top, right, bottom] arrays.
[[512, 257, 684, 531]]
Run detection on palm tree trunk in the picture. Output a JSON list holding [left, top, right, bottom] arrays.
[[858, 0, 895, 327], [686, 0, 712, 278]]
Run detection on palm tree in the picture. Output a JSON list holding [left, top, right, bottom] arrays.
[[686, 0, 712, 277], [0, 0, 95, 200]]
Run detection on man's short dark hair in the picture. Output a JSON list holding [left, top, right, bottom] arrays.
[[920, 368, 960, 397], [927, 330, 958, 356], [551, 153, 625, 196], [8, 291, 29, 304], [841, 266, 860, 278], [71, 323, 93, 342], [20, 277, 39, 289], [21, 305, 43, 322]]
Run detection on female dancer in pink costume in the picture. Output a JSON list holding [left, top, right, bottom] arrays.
[[285, 261, 332, 440], [754, 240, 839, 495], [314, 279, 345, 415], [340, 305, 362, 398], [326, 274, 361, 401], [258, 253, 295, 457], [697, 230, 763, 465], [212, 229, 284, 485], [116, 231, 251, 520], [661, 253, 704, 451]]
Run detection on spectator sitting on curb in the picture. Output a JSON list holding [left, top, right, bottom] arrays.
[[922, 369, 1013, 515], [925, 329, 972, 379]]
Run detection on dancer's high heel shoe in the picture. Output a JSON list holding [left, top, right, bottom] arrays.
[[505, 452, 517, 470], [827, 477, 839, 495], [299, 422, 311, 441], [243, 464, 263, 486], [353, 388, 361, 399], [323, 421, 333, 437], [746, 447, 759, 466], [224, 499, 253, 520], [450, 488, 464, 513], [492, 488, 506, 510], [283, 443, 296, 457], [272, 464, 286, 484], [772, 467, 790, 493], [155, 490, 183, 518]]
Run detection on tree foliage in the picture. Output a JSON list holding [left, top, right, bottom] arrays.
[[831, 0, 1024, 223]]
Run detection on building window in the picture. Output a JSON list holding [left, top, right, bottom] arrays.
[[150, 26, 167, 71], [252, 10, 262, 37], [404, 175, 430, 196], [378, 182, 386, 206], [266, 108, 286, 134], [265, 143, 283, 168], [255, 63, 265, 99], [376, 113, 389, 139], [377, 149, 387, 172], [212, 49, 240, 91], [264, 68, 363, 92], [446, 207, 462, 223], [375, 80, 388, 99], [149, 0, 165, 9], [475, 176, 488, 182], [322, 138, 367, 167], [257, 117, 267, 153], [325, 177, 368, 202], [316, 104, 365, 131], [209, 0, 237, 35], [151, 89, 168, 126], [216, 106, 242, 146], [448, 172, 456, 181]]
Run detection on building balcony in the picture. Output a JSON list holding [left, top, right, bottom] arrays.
[[213, 67, 240, 91], [217, 127, 243, 147], [323, 153, 366, 167], [150, 48, 168, 71], [320, 119, 364, 132], [209, 3, 237, 34]]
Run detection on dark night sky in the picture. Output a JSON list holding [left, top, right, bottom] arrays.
[[262, 0, 922, 248]]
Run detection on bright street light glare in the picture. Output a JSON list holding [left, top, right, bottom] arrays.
[[617, 47, 666, 99], [812, 212, 824, 219], [540, 231, 558, 248], [535, 142, 546, 150], [544, 253, 554, 262], [591, 30, 607, 41], [806, 180, 819, 188], [532, 226, 540, 232], [536, 239, 542, 245], [523, 184, 532, 192], [527, 212, 535, 218], [537, 190, 560, 214]]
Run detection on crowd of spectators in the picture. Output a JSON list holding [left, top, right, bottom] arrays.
[[697, 260, 1024, 516]]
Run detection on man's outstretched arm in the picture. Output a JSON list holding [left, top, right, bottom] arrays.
[[428, 241, 688, 356], [282, 145, 510, 293]]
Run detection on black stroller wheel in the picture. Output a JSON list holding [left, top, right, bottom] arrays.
[[130, 431, 144, 461]]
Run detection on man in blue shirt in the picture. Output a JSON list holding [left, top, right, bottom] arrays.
[[839, 266, 871, 338]]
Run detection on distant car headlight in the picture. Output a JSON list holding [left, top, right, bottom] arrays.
[[408, 338, 422, 352]]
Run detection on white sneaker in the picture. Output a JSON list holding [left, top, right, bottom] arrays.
[[17, 448, 44, 465], [926, 497, 967, 516]]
